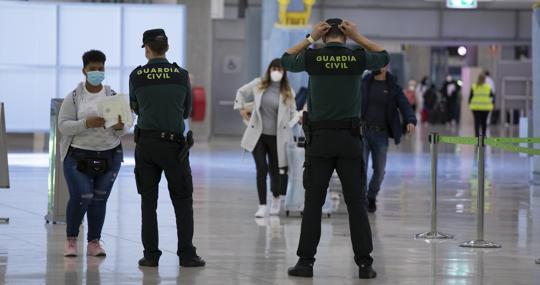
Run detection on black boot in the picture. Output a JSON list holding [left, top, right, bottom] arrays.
[[367, 197, 377, 213], [358, 264, 377, 279], [180, 255, 206, 267], [138, 257, 159, 267], [287, 260, 314, 277]]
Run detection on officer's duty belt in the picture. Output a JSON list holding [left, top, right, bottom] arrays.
[[136, 128, 184, 143]]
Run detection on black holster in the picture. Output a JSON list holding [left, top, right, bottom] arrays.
[[179, 130, 194, 161], [302, 111, 312, 146]]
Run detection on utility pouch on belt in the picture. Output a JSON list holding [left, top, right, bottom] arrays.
[[302, 111, 311, 146]]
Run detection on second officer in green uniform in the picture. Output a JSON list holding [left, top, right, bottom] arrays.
[[130, 29, 205, 268], [281, 19, 389, 279]]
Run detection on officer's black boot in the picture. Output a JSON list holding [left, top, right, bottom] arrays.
[[367, 197, 377, 213], [287, 260, 314, 277], [138, 257, 159, 267], [180, 255, 206, 267], [358, 264, 377, 279]]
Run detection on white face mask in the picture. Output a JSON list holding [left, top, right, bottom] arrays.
[[270, 71, 283, 82]]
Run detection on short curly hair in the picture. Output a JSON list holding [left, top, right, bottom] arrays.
[[82, 50, 106, 67]]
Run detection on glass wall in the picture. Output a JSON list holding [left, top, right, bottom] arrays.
[[0, 2, 186, 132]]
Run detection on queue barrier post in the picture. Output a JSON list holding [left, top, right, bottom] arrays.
[[415, 132, 454, 240], [459, 135, 501, 248]]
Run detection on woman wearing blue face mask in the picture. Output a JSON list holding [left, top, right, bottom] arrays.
[[58, 50, 128, 257]]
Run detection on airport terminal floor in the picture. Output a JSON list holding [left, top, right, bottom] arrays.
[[1, 124, 540, 285]]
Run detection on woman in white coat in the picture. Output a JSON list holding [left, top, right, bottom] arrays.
[[234, 59, 298, 218]]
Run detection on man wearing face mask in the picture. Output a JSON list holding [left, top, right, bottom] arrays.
[[58, 50, 127, 257], [234, 59, 298, 218], [361, 65, 417, 213], [129, 29, 205, 268], [281, 18, 389, 279]]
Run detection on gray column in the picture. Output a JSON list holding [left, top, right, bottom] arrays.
[[177, 0, 213, 141], [465, 45, 479, 67], [0, 103, 8, 189], [261, 0, 279, 74], [245, 7, 262, 80], [532, 5, 540, 183]]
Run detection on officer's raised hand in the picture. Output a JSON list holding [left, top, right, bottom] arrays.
[[338, 20, 359, 38], [310, 21, 331, 41], [85, 116, 105, 128]]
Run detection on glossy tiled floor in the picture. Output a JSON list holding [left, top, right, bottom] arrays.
[[1, 125, 540, 285]]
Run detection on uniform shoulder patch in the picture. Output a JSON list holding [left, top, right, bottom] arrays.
[[305, 47, 365, 75], [129, 62, 188, 90]]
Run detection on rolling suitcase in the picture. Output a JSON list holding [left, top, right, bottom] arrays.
[[284, 131, 333, 218]]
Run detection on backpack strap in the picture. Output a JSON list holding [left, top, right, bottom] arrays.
[[104, 85, 116, 97], [71, 83, 84, 120], [71, 89, 77, 105]]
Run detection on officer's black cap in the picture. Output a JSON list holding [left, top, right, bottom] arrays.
[[325, 18, 343, 27], [141, 29, 168, 48]]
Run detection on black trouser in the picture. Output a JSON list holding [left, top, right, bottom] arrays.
[[252, 134, 288, 205], [446, 97, 458, 123], [297, 129, 373, 266], [134, 136, 196, 260], [472, 111, 490, 137]]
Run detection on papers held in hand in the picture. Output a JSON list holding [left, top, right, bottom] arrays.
[[97, 94, 134, 129]]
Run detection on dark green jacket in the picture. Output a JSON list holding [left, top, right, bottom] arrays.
[[281, 42, 389, 122], [129, 58, 192, 134]]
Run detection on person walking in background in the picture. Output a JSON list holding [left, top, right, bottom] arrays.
[[469, 73, 494, 137], [440, 75, 461, 125], [417, 76, 430, 123], [361, 66, 417, 213], [484, 71, 496, 95], [404, 80, 417, 112], [58, 50, 127, 257], [423, 84, 438, 124], [234, 59, 298, 218]]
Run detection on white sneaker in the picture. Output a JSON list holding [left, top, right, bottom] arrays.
[[255, 205, 267, 218], [64, 238, 78, 257], [270, 196, 281, 215]]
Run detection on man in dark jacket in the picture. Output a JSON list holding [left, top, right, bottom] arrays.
[[361, 65, 417, 213]]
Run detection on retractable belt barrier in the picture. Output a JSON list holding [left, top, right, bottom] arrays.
[[417, 133, 540, 248]]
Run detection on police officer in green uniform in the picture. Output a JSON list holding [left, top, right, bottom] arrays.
[[281, 19, 389, 279], [130, 29, 205, 268]]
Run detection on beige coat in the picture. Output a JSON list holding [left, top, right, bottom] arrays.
[[234, 78, 299, 168]]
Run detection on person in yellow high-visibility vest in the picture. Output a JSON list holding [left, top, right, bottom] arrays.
[[469, 73, 494, 137]]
